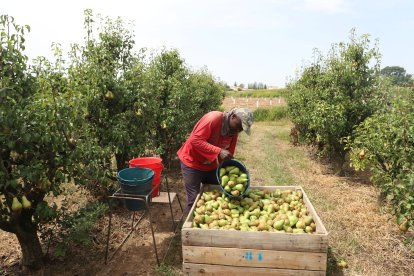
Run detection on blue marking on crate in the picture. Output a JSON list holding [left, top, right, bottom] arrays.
[[244, 251, 253, 260]]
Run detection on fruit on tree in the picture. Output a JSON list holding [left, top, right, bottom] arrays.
[[105, 91, 114, 100], [21, 196, 31, 209], [11, 197, 23, 213], [359, 149, 365, 160]]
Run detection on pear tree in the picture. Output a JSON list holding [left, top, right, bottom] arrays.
[[0, 15, 87, 270]]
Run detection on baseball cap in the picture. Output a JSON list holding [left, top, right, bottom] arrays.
[[234, 108, 254, 135]]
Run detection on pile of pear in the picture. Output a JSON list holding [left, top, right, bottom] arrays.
[[192, 188, 316, 233], [219, 166, 248, 197]]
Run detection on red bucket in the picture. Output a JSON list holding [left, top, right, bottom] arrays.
[[129, 157, 163, 198]]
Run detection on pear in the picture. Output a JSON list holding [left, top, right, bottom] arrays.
[[105, 91, 114, 100], [11, 197, 23, 213], [273, 219, 285, 230], [21, 196, 31, 209], [399, 220, 409, 232], [305, 226, 313, 233], [234, 184, 244, 192], [304, 215, 314, 226], [288, 214, 299, 227], [359, 149, 366, 160], [218, 219, 228, 227], [227, 180, 236, 188], [219, 168, 226, 177], [229, 167, 240, 175], [337, 260, 348, 268], [203, 193, 212, 202], [221, 175, 229, 186]]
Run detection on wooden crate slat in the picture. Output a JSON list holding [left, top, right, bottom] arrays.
[[183, 245, 327, 270], [182, 228, 328, 252], [183, 263, 326, 276]]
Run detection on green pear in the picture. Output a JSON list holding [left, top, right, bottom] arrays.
[[229, 167, 240, 175], [11, 197, 23, 213], [221, 175, 229, 186], [105, 91, 114, 100], [219, 168, 226, 177], [21, 196, 31, 209]]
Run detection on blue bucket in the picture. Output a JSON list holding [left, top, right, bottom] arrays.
[[216, 159, 250, 199], [117, 167, 155, 211]]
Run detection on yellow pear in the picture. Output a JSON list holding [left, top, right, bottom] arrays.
[[337, 260, 348, 268], [359, 149, 365, 160], [399, 220, 409, 232]]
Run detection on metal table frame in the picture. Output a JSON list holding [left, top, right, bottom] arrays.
[[104, 176, 183, 265]]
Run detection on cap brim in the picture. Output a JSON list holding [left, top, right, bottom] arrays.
[[242, 122, 251, 135]]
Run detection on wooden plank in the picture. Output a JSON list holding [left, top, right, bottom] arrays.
[[183, 263, 326, 276], [183, 246, 327, 270], [151, 192, 177, 203], [183, 190, 202, 224], [182, 228, 328, 253]]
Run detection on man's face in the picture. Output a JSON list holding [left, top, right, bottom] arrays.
[[229, 114, 243, 135]]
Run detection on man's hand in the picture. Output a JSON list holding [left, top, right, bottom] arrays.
[[219, 149, 233, 161]]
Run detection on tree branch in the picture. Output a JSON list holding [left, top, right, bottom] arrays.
[[0, 154, 10, 178]]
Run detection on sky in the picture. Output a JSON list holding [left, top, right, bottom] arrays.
[[3, 0, 414, 87]]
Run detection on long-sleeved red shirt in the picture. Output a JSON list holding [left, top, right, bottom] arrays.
[[177, 111, 238, 171]]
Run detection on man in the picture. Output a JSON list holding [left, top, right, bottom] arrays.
[[177, 108, 254, 213]]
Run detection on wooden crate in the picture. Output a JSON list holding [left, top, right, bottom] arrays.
[[182, 185, 328, 275]]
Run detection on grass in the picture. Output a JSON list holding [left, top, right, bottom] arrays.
[[391, 86, 414, 99], [237, 121, 299, 186], [253, 106, 288, 121], [225, 88, 289, 98], [155, 263, 181, 276]]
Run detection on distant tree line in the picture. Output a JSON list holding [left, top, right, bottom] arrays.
[[247, 82, 267, 90], [380, 66, 413, 86]]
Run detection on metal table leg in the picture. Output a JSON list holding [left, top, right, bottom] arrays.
[[145, 197, 160, 266], [164, 176, 176, 231], [105, 194, 151, 264], [104, 199, 113, 264]]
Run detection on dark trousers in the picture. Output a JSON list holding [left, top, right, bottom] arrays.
[[180, 162, 218, 213]]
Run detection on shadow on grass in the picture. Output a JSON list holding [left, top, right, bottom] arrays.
[[327, 247, 346, 276]]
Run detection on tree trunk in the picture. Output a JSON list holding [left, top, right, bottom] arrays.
[[14, 221, 44, 270], [116, 152, 128, 172]]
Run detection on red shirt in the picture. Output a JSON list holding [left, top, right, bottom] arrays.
[[177, 111, 238, 171]]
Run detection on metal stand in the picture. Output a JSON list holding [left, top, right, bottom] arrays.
[[104, 177, 183, 265]]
